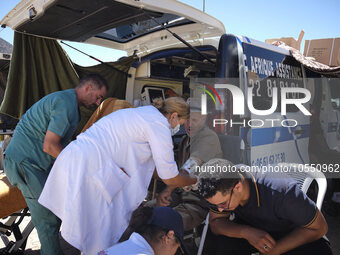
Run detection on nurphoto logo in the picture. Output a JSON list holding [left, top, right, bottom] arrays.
[[196, 80, 312, 128]]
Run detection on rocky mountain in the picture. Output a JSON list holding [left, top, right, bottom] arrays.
[[0, 37, 13, 54]]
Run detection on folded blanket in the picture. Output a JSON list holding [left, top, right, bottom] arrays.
[[81, 98, 133, 132]]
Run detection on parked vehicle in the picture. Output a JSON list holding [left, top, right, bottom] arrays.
[[1, 0, 339, 166]]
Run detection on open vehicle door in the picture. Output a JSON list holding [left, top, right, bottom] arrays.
[[1, 0, 225, 56]]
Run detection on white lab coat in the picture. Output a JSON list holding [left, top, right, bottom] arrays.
[[39, 106, 179, 255], [95, 232, 154, 255]]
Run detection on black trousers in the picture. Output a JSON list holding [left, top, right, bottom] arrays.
[[202, 228, 333, 255]]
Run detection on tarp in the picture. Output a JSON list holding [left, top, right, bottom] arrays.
[[0, 32, 79, 119], [273, 41, 340, 77], [0, 66, 9, 103], [0, 32, 135, 133]]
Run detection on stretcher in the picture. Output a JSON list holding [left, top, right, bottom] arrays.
[[0, 174, 34, 254]]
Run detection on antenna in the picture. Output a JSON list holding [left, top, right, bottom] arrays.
[[203, 0, 206, 12]]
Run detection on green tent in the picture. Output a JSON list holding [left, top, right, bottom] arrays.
[[0, 32, 135, 133]]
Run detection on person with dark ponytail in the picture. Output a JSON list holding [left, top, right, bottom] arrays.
[[96, 207, 189, 255], [39, 97, 197, 255]]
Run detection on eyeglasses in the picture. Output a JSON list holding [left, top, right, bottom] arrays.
[[215, 187, 234, 211]]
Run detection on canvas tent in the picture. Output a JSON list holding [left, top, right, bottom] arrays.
[[0, 32, 135, 134], [0, 37, 12, 103]]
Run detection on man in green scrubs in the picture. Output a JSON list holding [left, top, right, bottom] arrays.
[[4, 73, 107, 255]]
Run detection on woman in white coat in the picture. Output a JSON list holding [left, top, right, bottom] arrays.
[[39, 97, 197, 255]]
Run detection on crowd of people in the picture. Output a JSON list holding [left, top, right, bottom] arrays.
[[3, 73, 333, 255]]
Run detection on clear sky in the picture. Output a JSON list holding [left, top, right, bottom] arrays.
[[1, 0, 339, 66]]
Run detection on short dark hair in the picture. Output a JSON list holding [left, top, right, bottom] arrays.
[[77, 73, 108, 90], [198, 158, 241, 199]]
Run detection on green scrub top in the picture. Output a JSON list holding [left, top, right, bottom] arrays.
[[5, 89, 80, 170]]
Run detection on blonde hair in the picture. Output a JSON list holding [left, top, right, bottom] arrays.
[[153, 97, 189, 119]]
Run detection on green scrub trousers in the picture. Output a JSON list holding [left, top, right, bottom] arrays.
[[4, 156, 64, 255], [4, 89, 79, 255]]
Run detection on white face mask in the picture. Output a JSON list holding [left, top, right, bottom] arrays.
[[171, 123, 180, 136]]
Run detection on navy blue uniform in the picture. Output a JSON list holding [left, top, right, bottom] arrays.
[[207, 172, 331, 255]]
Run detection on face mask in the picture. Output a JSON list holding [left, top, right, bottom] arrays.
[[171, 122, 180, 136]]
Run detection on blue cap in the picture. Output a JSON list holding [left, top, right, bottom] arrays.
[[148, 207, 190, 254]]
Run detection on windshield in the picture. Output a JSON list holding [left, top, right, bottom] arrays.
[[96, 13, 193, 43]]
